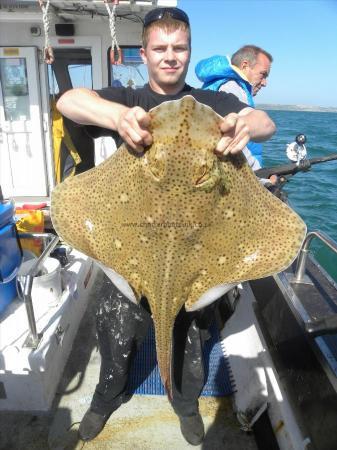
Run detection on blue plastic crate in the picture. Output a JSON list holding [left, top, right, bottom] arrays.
[[0, 200, 15, 229], [0, 200, 21, 315], [0, 222, 21, 280], [0, 267, 18, 316]]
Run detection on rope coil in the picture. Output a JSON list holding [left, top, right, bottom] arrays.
[[104, 0, 122, 65], [38, 0, 54, 64]]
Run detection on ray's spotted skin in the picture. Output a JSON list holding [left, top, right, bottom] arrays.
[[51, 96, 306, 395]]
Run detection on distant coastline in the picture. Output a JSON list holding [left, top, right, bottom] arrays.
[[256, 104, 337, 113]]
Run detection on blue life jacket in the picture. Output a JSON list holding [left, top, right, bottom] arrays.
[[195, 55, 263, 165]]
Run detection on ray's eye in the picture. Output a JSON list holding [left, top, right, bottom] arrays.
[[194, 158, 223, 193], [144, 148, 166, 181], [149, 158, 165, 180], [195, 164, 210, 185], [194, 164, 211, 186]]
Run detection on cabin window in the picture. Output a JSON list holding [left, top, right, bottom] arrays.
[[68, 64, 93, 90], [47, 48, 93, 95], [0, 58, 30, 121], [109, 46, 148, 89]]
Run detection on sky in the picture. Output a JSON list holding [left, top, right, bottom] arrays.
[[178, 0, 337, 107]]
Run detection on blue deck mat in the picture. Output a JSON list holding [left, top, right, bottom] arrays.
[[127, 321, 234, 397]]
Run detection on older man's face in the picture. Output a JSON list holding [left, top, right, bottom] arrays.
[[244, 53, 271, 96]]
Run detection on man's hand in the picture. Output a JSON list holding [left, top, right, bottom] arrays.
[[269, 174, 278, 185], [215, 113, 250, 156], [117, 106, 153, 152]]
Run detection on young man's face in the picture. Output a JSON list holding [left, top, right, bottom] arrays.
[[243, 53, 271, 96], [140, 26, 191, 95]]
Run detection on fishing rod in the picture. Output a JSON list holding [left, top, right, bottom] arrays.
[[255, 152, 337, 180]]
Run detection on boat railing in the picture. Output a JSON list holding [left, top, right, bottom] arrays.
[[291, 230, 337, 283], [281, 229, 337, 337], [18, 232, 59, 348], [293, 230, 337, 284]]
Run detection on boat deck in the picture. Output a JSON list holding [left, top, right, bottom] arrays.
[[0, 271, 257, 450]]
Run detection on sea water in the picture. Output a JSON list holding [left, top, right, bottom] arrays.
[[263, 110, 337, 281]]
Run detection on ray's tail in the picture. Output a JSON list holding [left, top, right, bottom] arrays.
[[152, 317, 175, 399]]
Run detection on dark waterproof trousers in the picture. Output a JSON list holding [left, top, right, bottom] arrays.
[[90, 282, 216, 418]]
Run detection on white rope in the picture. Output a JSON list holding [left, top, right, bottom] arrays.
[[38, 0, 54, 64], [104, 1, 120, 62]]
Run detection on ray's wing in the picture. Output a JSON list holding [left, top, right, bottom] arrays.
[[183, 155, 306, 309]]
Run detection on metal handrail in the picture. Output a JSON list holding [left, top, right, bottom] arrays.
[[293, 230, 337, 283], [17, 232, 59, 348]]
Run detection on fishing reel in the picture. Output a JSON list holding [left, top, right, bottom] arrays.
[[259, 133, 337, 202], [286, 133, 307, 164], [265, 133, 308, 201]]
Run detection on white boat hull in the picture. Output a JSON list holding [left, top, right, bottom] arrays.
[[0, 250, 98, 411]]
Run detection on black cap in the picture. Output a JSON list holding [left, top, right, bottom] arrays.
[[143, 7, 190, 28]]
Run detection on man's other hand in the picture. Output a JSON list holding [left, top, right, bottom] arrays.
[[117, 106, 153, 152], [215, 113, 250, 156]]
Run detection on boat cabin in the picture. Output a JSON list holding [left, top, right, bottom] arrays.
[[0, 0, 168, 201]]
